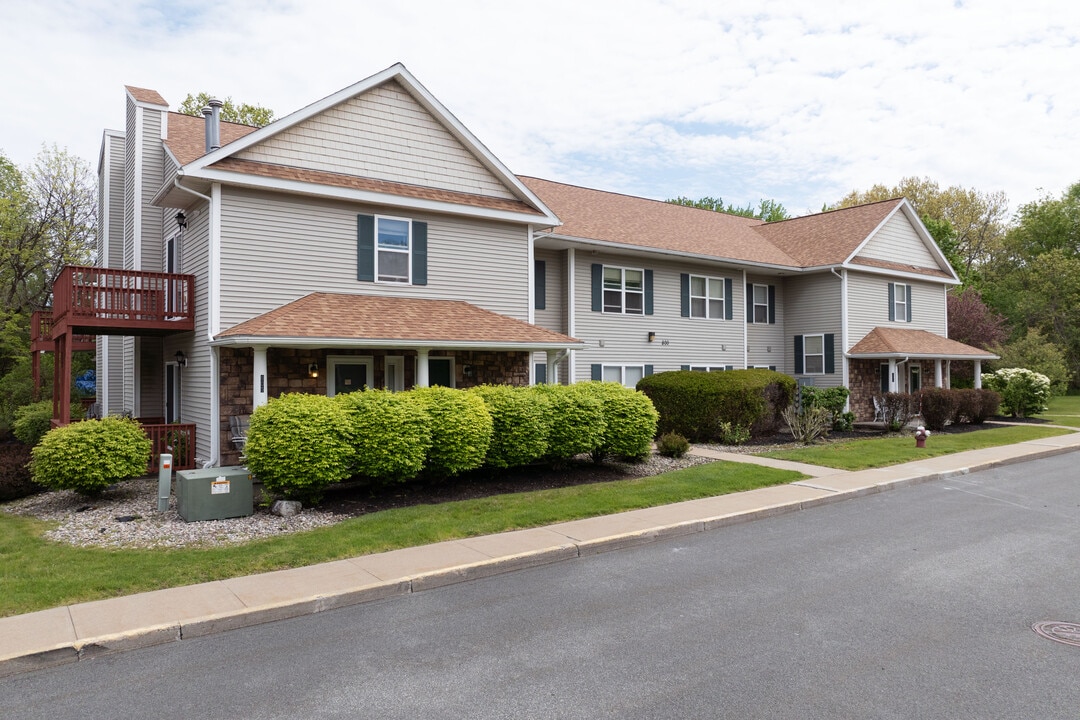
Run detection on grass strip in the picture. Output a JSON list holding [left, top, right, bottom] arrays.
[[758, 424, 1072, 471], [0, 461, 800, 618]]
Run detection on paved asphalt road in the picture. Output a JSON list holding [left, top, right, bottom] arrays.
[[6, 453, 1080, 719]]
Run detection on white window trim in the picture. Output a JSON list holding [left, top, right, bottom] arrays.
[[602, 364, 646, 388], [803, 333, 825, 375], [602, 265, 645, 315], [689, 274, 726, 320], [326, 355, 374, 397], [375, 214, 412, 284], [384, 355, 404, 392], [892, 282, 907, 322], [751, 283, 769, 324]]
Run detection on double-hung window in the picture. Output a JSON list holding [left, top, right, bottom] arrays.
[[893, 283, 907, 321], [689, 276, 725, 319], [603, 266, 644, 315], [803, 334, 825, 374], [376, 216, 411, 283], [752, 284, 769, 324]]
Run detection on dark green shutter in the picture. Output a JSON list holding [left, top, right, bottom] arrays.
[[534, 260, 546, 310], [825, 333, 835, 374], [906, 285, 913, 321], [725, 278, 733, 320], [591, 264, 603, 312], [535, 363, 547, 384], [768, 285, 776, 324], [768, 365, 776, 371], [357, 214, 375, 282], [591, 364, 602, 381], [680, 274, 690, 317], [794, 335, 804, 374], [411, 221, 427, 286], [644, 365, 653, 376], [888, 283, 895, 321], [747, 283, 754, 323], [644, 269, 654, 315]]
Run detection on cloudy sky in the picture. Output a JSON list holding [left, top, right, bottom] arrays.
[[3, 0, 1078, 215]]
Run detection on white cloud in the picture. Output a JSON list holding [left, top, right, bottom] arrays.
[[3, 0, 1078, 214]]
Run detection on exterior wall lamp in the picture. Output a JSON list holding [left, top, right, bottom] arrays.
[[175, 211, 187, 230], [174, 350, 187, 367], [308, 363, 319, 378], [647, 332, 656, 343]]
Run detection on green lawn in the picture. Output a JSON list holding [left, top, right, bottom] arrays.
[[0, 461, 800, 618], [758, 424, 1072, 471], [1037, 395, 1080, 427]]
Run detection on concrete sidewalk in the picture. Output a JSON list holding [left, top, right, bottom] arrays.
[[4, 430, 1080, 678]]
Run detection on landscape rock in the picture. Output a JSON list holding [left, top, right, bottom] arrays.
[[271, 500, 303, 517]]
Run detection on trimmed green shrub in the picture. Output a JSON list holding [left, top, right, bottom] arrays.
[[982, 368, 1050, 418], [470, 385, 550, 469], [244, 393, 353, 503], [953, 388, 980, 425], [917, 388, 958, 431], [532, 384, 605, 461], [801, 386, 852, 432], [30, 417, 152, 496], [12, 401, 83, 447], [578, 381, 659, 461], [657, 431, 690, 458], [336, 389, 432, 482], [413, 386, 493, 477], [975, 388, 1001, 423], [637, 369, 794, 442]]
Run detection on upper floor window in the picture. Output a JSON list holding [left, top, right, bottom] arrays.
[[746, 283, 775, 324], [890, 282, 911, 322], [752, 284, 769, 324], [603, 266, 644, 315], [690, 276, 725, 319], [377, 217, 410, 283], [357, 214, 428, 286]]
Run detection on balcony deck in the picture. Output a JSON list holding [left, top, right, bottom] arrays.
[[30, 311, 96, 353], [50, 266, 195, 336]]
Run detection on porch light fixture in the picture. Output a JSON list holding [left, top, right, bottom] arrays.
[[175, 211, 187, 230], [308, 363, 319, 379], [647, 332, 656, 343], [175, 350, 187, 367]]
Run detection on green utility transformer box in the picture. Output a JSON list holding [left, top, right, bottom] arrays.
[[176, 466, 254, 522]]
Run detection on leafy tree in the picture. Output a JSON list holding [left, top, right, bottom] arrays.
[[178, 93, 275, 127], [992, 329, 1070, 395], [666, 195, 790, 221], [947, 287, 1007, 350], [831, 177, 1009, 277]]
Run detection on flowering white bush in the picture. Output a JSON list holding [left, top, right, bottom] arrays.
[[980, 368, 1051, 418]]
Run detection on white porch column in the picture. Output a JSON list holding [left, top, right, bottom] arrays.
[[945, 360, 952, 389], [253, 345, 269, 408], [888, 359, 898, 392], [546, 350, 558, 385], [934, 359, 943, 388], [416, 349, 430, 388], [973, 360, 982, 389]]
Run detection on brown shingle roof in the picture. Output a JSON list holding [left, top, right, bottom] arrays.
[[164, 112, 259, 165], [520, 176, 800, 267], [848, 328, 997, 358], [753, 199, 904, 267], [210, 158, 545, 216], [216, 293, 582, 347], [126, 86, 168, 106]]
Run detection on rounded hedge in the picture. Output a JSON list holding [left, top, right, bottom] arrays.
[[636, 369, 794, 441], [30, 416, 151, 496], [244, 393, 353, 502], [468, 385, 550, 469], [13, 400, 83, 447], [578, 381, 658, 461], [412, 386, 493, 477], [335, 389, 432, 482], [532, 383, 605, 461]]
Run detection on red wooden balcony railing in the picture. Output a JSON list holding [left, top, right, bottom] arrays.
[[142, 423, 197, 473], [51, 266, 195, 334], [30, 310, 96, 352]]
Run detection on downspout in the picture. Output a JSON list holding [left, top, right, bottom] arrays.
[[171, 178, 222, 468]]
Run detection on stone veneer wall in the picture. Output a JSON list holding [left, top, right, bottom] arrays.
[[218, 347, 531, 464], [848, 358, 941, 422]]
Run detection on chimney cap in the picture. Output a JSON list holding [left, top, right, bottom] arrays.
[[208, 97, 224, 108]]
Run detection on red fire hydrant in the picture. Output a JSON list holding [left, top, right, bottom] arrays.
[[915, 426, 930, 448]]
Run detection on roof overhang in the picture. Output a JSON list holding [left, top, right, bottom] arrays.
[[847, 351, 999, 361], [211, 336, 583, 352]]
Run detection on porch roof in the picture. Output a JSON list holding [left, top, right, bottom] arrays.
[[212, 292, 584, 351], [848, 327, 998, 360]]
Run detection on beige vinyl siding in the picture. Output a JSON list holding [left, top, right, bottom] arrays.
[[140, 338, 164, 418], [533, 248, 566, 334], [783, 272, 842, 388], [218, 187, 530, 330], [123, 336, 135, 411], [174, 204, 212, 460], [107, 134, 125, 268], [846, 270, 947, 345], [570, 251, 745, 380], [140, 113, 164, 272], [123, 101, 136, 270], [856, 212, 939, 269], [745, 273, 785, 370], [237, 80, 515, 201]]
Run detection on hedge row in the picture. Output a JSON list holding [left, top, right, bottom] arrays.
[[636, 369, 796, 442], [916, 388, 1002, 430], [244, 382, 658, 502]]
